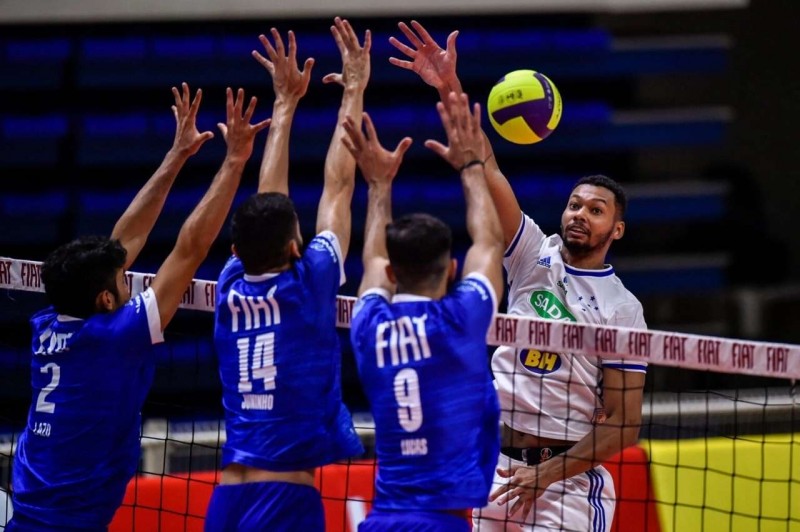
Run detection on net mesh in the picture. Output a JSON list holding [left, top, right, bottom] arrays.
[[1, 257, 798, 531]]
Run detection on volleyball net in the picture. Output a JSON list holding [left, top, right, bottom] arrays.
[[1, 256, 798, 531]]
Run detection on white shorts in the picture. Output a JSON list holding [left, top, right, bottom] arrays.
[[472, 453, 615, 532]]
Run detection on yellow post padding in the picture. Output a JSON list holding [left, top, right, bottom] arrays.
[[643, 434, 800, 531]]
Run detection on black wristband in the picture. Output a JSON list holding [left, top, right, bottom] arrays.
[[460, 159, 485, 172]]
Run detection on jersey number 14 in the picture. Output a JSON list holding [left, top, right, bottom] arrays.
[[237, 333, 277, 393]]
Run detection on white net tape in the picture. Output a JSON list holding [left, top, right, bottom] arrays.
[[2, 256, 798, 380]]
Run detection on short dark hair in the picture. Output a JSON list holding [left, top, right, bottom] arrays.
[[386, 213, 452, 287], [573, 175, 627, 219], [42, 236, 127, 318], [231, 192, 299, 274]]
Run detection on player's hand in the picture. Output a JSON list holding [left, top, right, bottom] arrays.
[[252, 28, 314, 105], [389, 20, 459, 92], [342, 112, 412, 186], [425, 92, 483, 171], [171, 82, 215, 157], [323, 17, 371, 91], [217, 88, 271, 163], [489, 464, 547, 520]]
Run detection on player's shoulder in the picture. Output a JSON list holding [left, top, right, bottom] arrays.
[[353, 289, 391, 321], [30, 306, 58, 328], [218, 255, 245, 285], [607, 272, 642, 307], [305, 231, 341, 260]]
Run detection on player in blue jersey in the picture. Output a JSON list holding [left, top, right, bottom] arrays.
[[204, 19, 368, 531], [346, 92, 505, 531], [7, 85, 270, 532], [390, 21, 648, 531]]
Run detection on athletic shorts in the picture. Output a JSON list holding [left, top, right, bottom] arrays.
[[204, 481, 324, 532], [5, 513, 106, 532], [359, 508, 470, 532], [472, 452, 615, 532]]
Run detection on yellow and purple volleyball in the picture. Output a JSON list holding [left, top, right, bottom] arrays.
[[487, 70, 562, 144]]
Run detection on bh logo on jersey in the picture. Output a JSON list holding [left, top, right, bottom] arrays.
[[519, 348, 562, 374]]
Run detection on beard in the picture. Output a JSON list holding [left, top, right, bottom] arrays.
[[561, 225, 615, 257]]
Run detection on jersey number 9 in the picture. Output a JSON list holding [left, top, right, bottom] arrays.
[[394, 368, 423, 432]]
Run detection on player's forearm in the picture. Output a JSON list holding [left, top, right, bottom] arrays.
[[462, 165, 503, 250], [175, 157, 246, 260], [436, 76, 464, 103], [363, 183, 392, 262], [111, 147, 191, 265], [324, 86, 364, 193], [258, 100, 298, 195], [540, 418, 641, 484]]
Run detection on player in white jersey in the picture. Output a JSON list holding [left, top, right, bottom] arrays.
[[389, 21, 647, 531]]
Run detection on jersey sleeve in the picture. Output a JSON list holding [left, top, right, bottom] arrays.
[[503, 213, 548, 285], [300, 231, 346, 300], [104, 288, 164, 351], [443, 273, 498, 341], [601, 300, 648, 372]]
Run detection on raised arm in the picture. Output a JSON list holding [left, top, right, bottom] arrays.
[[150, 88, 270, 329], [342, 113, 412, 296], [425, 92, 504, 298], [316, 17, 371, 258], [111, 83, 214, 268], [252, 28, 314, 195], [389, 21, 522, 247]]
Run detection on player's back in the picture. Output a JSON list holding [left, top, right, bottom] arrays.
[[350, 274, 500, 511], [12, 289, 162, 529], [214, 232, 362, 473]]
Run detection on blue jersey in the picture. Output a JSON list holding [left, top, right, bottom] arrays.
[[11, 288, 163, 529], [350, 274, 501, 511], [214, 231, 363, 471]]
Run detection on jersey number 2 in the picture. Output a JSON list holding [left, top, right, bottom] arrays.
[[237, 333, 276, 393], [394, 368, 423, 432], [35, 362, 61, 413]]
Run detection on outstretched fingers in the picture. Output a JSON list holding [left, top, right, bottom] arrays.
[[393, 137, 413, 159], [410, 20, 438, 46], [397, 21, 423, 49], [362, 112, 379, 143], [270, 28, 285, 58], [189, 88, 203, 118]]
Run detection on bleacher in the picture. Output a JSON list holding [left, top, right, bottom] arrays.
[[0, 15, 741, 406]]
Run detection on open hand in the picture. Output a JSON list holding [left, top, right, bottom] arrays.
[[389, 20, 458, 91], [171, 82, 214, 156], [425, 92, 483, 171], [341, 112, 412, 186], [217, 88, 271, 162], [252, 28, 314, 104], [489, 464, 550, 520], [323, 17, 371, 91]]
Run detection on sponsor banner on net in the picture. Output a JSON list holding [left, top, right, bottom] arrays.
[[2, 257, 798, 379]]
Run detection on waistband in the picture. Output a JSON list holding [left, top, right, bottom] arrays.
[[500, 445, 573, 466]]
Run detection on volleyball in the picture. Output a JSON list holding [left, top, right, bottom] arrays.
[[487, 69, 562, 144]]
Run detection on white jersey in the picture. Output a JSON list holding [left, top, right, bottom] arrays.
[[492, 214, 647, 442]]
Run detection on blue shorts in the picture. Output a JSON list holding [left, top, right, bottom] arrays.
[[358, 508, 470, 532], [204, 481, 324, 532], [5, 513, 105, 532]]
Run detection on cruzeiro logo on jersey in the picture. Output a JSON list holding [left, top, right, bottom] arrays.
[[520, 290, 576, 375]]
